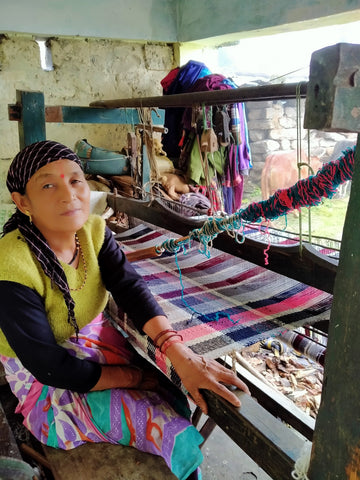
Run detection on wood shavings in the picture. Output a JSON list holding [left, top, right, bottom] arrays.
[[240, 342, 323, 418]]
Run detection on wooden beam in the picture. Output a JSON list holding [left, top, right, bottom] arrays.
[[9, 104, 165, 125], [304, 43, 360, 133], [89, 82, 307, 109], [202, 389, 306, 480], [232, 359, 315, 441]]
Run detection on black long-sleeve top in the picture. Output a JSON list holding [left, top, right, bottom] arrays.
[[0, 226, 164, 392]]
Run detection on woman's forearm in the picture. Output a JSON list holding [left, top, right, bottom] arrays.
[[90, 365, 142, 391], [142, 315, 250, 414]]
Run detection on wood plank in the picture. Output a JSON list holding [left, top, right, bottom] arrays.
[[9, 104, 165, 125], [107, 193, 337, 293], [43, 442, 177, 480], [16, 90, 46, 148], [202, 389, 306, 480]]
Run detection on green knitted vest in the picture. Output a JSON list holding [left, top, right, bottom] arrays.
[[0, 215, 109, 357]]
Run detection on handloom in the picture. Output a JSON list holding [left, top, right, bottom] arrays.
[[127, 146, 354, 263], [10, 41, 360, 477], [109, 224, 332, 388]]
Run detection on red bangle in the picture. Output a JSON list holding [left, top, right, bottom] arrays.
[[153, 329, 178, 348], [159, 333, 183, 352], [161, 337, 184, 355]]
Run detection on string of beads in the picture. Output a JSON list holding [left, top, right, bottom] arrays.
[[67, 233, 80, 265], [69, 236, 87, 291]]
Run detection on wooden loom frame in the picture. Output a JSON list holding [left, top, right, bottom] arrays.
[[6, 71, 358, 479]]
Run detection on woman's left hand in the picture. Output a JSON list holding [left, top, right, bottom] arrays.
[[165, 343, 250, 415]]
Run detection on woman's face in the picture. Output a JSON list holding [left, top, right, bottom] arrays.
[[12, 159, 90, 237]]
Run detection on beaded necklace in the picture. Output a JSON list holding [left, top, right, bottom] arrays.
[[67, 234, 80, 265], [69, 236, 87, 292]]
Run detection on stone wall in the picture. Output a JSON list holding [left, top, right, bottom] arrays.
[[245, 99, 357, 189], [0, 33, 175, 224], [0, 34, 176, 160]]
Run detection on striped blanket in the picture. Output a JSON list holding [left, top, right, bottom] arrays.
[[109, 225, 332, 384]]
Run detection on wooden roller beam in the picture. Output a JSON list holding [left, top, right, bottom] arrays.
[[89, 82, 307, 109]]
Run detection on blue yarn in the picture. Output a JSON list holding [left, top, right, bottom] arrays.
[[174, 250, 236, 324]]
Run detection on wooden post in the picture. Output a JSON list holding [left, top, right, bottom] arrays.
[[304, 43, 360, 479], [16, 90, 46, 148], [308, 133, 360, 479]]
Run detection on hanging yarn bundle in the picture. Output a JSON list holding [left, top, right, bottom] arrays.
[[158, 147, 355, 257]]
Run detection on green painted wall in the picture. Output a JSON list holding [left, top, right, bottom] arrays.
[[177, 0, 360, 44], [0, 0, 178, 42], [1, 0, 360, 43]]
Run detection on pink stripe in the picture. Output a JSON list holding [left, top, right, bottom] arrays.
[[178, 287, 326, 341], [253, 287, 325, 317], [178, 253, 232, 274], [141, 265, 266, 292], [204, 266, 266, 289]]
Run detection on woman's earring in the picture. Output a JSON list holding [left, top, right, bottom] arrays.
[[25, 210, 32, 224]]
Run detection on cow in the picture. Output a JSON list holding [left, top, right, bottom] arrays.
[[261, 150, 323, 200]]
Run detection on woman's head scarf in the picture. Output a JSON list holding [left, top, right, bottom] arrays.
[[3, 140, 84, 337]]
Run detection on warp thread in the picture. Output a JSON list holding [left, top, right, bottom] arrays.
[[154, 147, 353, 326], [159, 147, 354, 256]]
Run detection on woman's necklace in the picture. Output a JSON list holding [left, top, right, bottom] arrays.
[[69, 235, 88, 292], [67, 234, 80, 265]]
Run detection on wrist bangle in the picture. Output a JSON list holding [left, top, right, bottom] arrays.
[[161, 337, 184, 355], [159, 333, 183, 352], [153, 329, 178, 348]]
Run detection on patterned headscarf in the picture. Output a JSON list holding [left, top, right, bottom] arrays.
[[3, 140, 84, 337]]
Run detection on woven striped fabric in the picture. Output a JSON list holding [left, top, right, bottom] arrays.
[[109, 225, 332, 385]]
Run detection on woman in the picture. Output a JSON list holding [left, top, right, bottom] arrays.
[[0, 141, 249, 480]]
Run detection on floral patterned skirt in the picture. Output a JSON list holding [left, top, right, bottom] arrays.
[[0, 314, 203, 480]]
